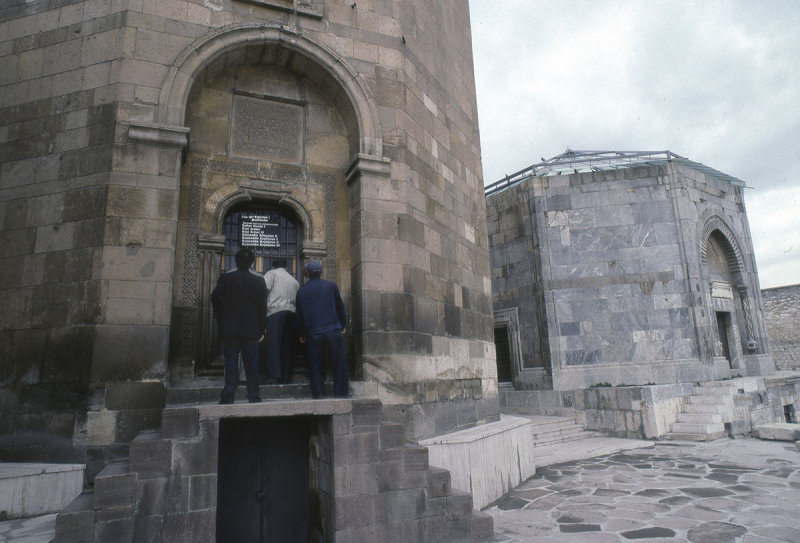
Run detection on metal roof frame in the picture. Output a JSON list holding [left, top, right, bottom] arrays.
[[484, 149, 746, 196]]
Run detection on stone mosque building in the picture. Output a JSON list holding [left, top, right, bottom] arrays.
[[1, 1, 798, 541], [486, 151, 797, 439]]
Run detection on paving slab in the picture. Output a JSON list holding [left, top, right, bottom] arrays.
[[483, 437, 800, 542]]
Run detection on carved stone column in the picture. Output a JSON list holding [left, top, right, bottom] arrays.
[[198, 234, 226, 369], [737, 285, 758, 352]]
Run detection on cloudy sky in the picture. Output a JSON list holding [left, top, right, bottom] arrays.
[[469, 0, 799, 289]]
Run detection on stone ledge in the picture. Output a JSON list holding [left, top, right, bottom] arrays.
[[419, 415, 535, 510], [195, 397, 353, 420], [0, 463, 85, 520]]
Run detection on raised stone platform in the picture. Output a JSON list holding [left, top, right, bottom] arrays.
[[418, 415, 535, 510], [0, 463, 84, 520]]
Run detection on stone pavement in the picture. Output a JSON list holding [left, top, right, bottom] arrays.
[[0, 513, 56, 543], [3, 438, 798, 542], [485, 437, 800, 542]]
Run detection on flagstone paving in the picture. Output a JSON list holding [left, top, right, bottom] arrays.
[[2, 438, 798, 542], [484, 438, 800, 542]]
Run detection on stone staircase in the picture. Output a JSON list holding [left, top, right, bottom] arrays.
[[528, 415, 595, 448], [667, 381, 736, 441], [53, 393, 493, 542], [524, 415, 599, 466]]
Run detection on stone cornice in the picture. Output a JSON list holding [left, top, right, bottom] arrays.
[[128, 122, 190, 149], [345, 153, 391, 185]]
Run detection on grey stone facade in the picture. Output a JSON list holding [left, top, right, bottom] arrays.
[[52, 399, 493, 542], [0, 0, 496, 474], [487, 155, 774, 391], [762, 284, 800, 370]]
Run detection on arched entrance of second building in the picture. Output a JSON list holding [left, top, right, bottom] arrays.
[[700, 217, 760, 372]]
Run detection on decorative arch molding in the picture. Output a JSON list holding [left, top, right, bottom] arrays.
[[699, 215, 745, 276], [204, 185, 322, 246], [157, 23, 382, 158]]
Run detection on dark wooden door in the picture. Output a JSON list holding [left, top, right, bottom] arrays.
[[494, 325, 513, 383], [217, 418, 310, 543]]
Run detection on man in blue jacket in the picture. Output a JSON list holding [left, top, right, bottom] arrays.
[[295, 260, 348, 398], [212, 249, 267, 404]]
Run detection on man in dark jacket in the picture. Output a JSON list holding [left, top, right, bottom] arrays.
[[212, 249, 267, 404], [295, 260, 348, 398]]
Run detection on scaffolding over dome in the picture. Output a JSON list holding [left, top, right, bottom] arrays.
[[484, 149, 747, 196]]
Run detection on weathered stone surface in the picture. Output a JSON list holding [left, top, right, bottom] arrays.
[[489, 159, 773, 390]]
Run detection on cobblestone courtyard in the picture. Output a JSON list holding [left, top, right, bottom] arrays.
[[485, 438, 800, 542]]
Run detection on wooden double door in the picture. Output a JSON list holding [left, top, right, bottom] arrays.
[[216, 417, 311, 543]]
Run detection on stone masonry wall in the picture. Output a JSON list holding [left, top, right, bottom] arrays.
[[761, 284, 800, 370], [487, 159, 771, 391], [0, 0, 497, 461]]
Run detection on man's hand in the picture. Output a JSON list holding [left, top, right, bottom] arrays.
[[299, 335, 306, 344]]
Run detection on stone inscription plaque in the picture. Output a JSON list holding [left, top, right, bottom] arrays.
[[240, 214, 281, 248], [231, 95, 303, 162]]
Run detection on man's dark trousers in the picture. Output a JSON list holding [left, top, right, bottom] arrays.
[[266, 310, 295, 383], [305, 329, 348, 398], [220, 335, 260, 402]]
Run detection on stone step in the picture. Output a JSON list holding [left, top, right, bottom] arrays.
[[92, 461, 136, 511], [53, 490, 94, 543], [532, 428, 594, 447], [687, 394, 733, 405], [670, 421, 725, 435], [166, 381, 324, 405], [667, 431, 727, 441], [682, 402, 725, 415], [675, 412, 722, 425], [379, 422, 406, 450], [526, 416, 581, 433], [129, 430, 171, 479]]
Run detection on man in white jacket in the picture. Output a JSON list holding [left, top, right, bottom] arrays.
[[263, 259, 300, 383]]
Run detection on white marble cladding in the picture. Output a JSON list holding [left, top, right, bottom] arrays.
[[0, 463, 85, 520], [711, 281, 734, 299], [488, 158, 772, 390], [419, 415, 535, 510]]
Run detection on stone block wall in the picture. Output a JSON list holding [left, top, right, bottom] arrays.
[[1, 0, 497, 463], [761, 284, 800, 370], [53, 399, 493, 542], [583, 383, 691, 439], [487, 159, 772, 391]]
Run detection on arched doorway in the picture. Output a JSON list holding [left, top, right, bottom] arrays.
[[701, 218, 759, 370], [194, 202, 305, 376]]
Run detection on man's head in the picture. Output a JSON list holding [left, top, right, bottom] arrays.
[[304, 260, 323, 278], [272, 258, 287, 269], [235, 249, 255, 270]]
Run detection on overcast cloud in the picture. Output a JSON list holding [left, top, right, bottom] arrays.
[[469, 0, 800, 288]]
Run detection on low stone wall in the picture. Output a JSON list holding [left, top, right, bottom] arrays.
[[0, 463, 84, 520], [501, 374, 800, 440], [583, 383, 691, 439], [419, 415, 535, 509], [762, 284, 800, 370]]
